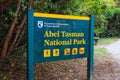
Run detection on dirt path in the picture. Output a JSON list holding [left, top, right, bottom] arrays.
[[101, 39, 120, 65]]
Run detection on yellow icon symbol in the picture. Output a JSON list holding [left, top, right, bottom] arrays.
[[80, 48, 85, 54], [44, 49, 50, 57], [53, 49, 60, 57], [72, 48, 78, 55], [64, 48, 70, 55]]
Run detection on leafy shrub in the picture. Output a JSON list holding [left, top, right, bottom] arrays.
[[102, 8, 120, 37], [94, 15, 108, 37]]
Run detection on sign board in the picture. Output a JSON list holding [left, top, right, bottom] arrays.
[[34, 13, 90, 63], [28, 9, 94, 80]]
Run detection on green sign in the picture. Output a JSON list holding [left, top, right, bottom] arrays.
[[34, 12, 90, 63], [28, 9, 94, 80]]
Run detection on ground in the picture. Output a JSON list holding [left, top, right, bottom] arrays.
[[34, 55, 120, 80], [0, 38, 120, 80], [101, 39, 120, 65]]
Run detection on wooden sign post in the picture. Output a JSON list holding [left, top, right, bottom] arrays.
[[28, 9, 94, 80]]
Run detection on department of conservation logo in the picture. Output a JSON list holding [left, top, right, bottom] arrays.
[[38, 21, 43, 28]]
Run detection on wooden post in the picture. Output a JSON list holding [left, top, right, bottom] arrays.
[[87, 15, 94, 80], [28, 9, 34, 80]]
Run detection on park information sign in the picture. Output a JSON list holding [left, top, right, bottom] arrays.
[[28, 9, 94, 80]]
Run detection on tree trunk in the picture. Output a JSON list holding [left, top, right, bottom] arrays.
[[9, 15, 27, 52], [1, 0, 22, 59]]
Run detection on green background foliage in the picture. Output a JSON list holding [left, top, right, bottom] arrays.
[[0, 0, 120, 55], [34, 0, 119, 37]]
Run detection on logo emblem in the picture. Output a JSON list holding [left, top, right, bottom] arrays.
[[38, 21, 43, 28]]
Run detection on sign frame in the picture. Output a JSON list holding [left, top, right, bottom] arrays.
[[27, 9, 94, 80]]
